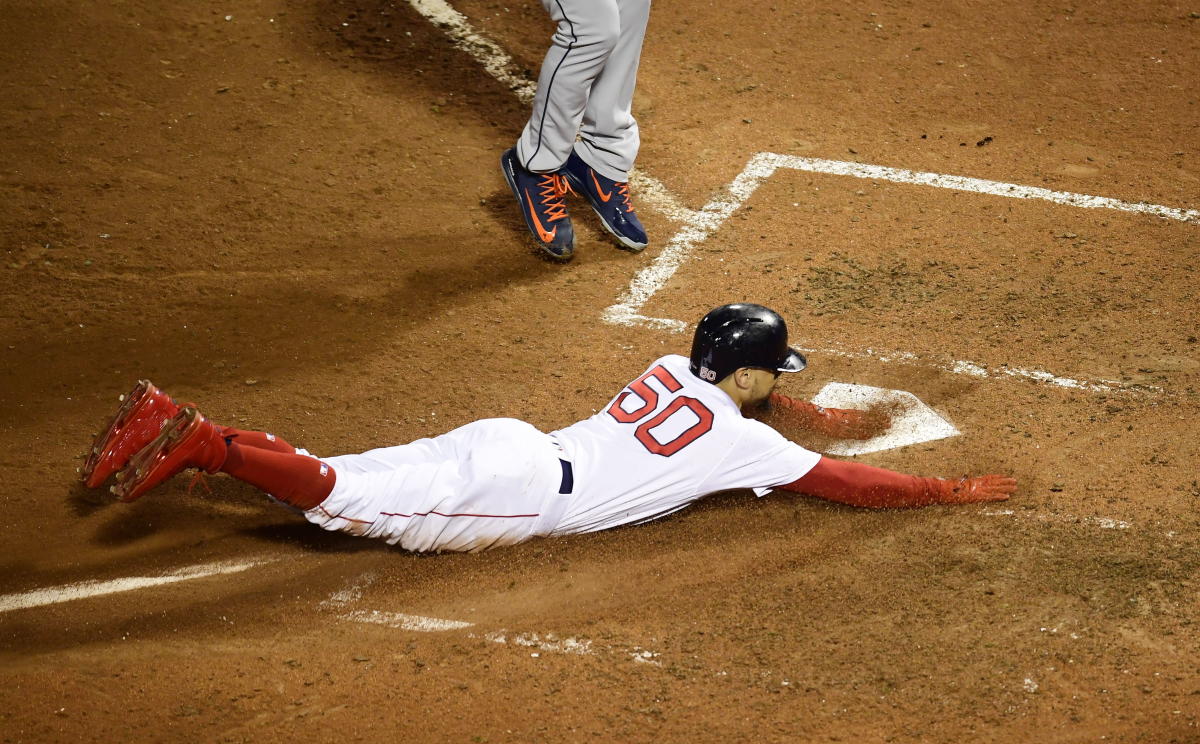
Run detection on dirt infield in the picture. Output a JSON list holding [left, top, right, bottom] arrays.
[[2, 0, 1198, 741]]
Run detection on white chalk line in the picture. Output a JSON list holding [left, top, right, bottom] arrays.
[[810, 344, 1158, 395], [335, 595, 662, 664], [606, 152, 1199, 331], [396, 4, 1166, 543], [0, 558, 272, 614], [982, 508, 1132, 531], [344, 609, 474, 632], [476, 631, 662, 665], [319, 570, 378, 608], [408, 0, 533, 104], [603, 151, 1190, 394], [407, 2, 1191, 395], [406, 0, 694, 223]]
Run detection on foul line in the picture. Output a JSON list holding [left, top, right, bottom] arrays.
[[407, 2, 1190, 395], [0, 559, 271, 613]]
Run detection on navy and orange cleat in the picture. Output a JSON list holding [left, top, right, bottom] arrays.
[[82, 380, 183, 488], [561, 151, 647, 252], [500, 148, 575, 261], [111, 407, 227, 503]]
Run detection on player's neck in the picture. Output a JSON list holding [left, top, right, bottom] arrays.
[[714, 377, 750, 409]]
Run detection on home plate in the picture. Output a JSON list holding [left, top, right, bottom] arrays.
[[809, 382, 960, 456]]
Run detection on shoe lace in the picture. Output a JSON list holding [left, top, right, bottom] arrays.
[[615, 181, 636, 213], [187, 471, 213, 497], [538, 173, 573, 222]]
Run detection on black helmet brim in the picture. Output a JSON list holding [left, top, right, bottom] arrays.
[[778, 348, 807, 373]]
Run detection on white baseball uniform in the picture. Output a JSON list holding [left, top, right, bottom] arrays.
[[303, 355, 820, 553], [515, 0, 651, 181]]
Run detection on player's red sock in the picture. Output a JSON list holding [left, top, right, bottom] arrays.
[[215, 426, 296, 453], [219, 443, 336, 510]]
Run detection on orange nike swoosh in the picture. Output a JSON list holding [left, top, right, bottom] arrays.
[[523, 188, 557, 242], [589, 171, 613, 202]]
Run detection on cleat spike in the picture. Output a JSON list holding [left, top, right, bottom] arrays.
[[82, 380, 181, 488]]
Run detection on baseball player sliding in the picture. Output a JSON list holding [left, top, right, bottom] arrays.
[[82, 304, 1016, 552], [501, 0, 651, 261]]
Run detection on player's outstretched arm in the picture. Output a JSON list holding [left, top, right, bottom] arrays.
[[750, 392, 891, 441], [777, 456, 1016, 508]]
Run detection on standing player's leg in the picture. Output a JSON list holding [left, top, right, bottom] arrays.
[[515, 0, 621, 173], [502, 0, 621, 260], [561, 0, 650, 251]]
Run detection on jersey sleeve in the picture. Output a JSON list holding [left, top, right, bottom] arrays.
[[704, 418, 821, 497]]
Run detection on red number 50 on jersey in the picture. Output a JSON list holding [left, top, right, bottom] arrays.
[[606, 365, 714, 456]]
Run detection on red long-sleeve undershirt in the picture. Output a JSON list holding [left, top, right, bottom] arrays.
[[779, 456, 954, 508]]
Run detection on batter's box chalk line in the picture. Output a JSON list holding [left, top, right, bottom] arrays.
[[981, 508, 1134, 532], [601, 152, 1191, 395], [476, 631, 662, 665], [0, 558, 274, 614], [338, 602, 663, 664], [407, 2, 1183, 394], [343, 609, 474, 632]]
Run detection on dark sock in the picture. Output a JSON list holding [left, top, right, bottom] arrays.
[[219, 443, 336, 510]]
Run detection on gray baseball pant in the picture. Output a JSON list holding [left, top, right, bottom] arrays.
[[515, 0, 651, 181]]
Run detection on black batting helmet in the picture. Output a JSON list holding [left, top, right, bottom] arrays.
[[689, 303, 807, 383]]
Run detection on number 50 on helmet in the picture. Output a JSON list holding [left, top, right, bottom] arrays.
[[689, 303, 807, 383]]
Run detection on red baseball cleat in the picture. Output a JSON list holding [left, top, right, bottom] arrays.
[[82, 380, 182, 488], [111, 407, 227, 503]]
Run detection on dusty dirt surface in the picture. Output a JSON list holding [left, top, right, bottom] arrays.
[[2, 0, 1199, 741]]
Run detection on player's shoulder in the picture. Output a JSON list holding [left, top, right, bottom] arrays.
[[655, 353, 692, 376]]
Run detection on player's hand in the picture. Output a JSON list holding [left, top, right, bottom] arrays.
[[942, 474, 1017, 504], [762, 394, 891, 440], [828, 404, 891, 440]]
